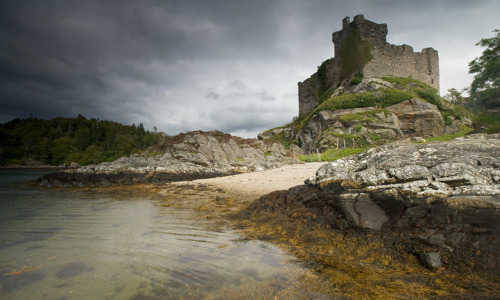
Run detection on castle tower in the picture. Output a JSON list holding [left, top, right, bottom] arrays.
[[297, 15, 440, 116], [332, 14, 388, 63]]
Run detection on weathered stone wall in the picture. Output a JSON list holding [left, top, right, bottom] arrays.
[[298, 59, 339, 115], [298, 75, 319, 116], [363, 40, 440, 93], [332, 14, 388, 62]]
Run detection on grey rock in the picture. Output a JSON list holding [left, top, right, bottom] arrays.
[[37, 131, 299, 186], [419, 252, 442, 269], [307, 134, 500, 252]]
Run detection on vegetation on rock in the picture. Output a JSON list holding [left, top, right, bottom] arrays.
[[0, 115, 163, 166], [294, 77, 454, 133], [262, 76, 475, 162]]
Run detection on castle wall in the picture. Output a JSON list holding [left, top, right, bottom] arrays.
[[298, 59, 339, 115], [298, 75, 319, 115], [363, 40, 439, 93]]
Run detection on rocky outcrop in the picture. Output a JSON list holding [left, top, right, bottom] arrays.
[[37, 131, 298, 187], [299, 107, 405, 152], [303, 134, 500, 252], [260, 76, 459, 153], [386, 98, 448, 137], [266, 97, 450, 153]]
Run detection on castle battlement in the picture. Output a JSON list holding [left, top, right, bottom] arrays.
[[298, 14, 439, 116]]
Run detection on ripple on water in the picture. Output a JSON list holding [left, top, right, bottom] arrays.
[[55, 262, 95, 279]]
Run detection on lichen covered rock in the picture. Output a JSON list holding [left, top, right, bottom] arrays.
[[37, 131, 298, 187], [305, 134, 500, 253]]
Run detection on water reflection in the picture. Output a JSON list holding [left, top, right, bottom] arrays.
[[0, 170, 310, 299]]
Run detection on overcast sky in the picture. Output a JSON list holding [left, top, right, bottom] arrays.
[[1, 0, 499, 138]]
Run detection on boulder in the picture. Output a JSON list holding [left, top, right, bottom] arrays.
[[419, 252, 442, 269], [386, 98, 446, 137]]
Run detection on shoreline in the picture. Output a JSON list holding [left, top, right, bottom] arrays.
[[0, 165, 72, 170], [168, 162, 325, 202]]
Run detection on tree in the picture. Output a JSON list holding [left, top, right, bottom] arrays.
[[444, 88, 465, 103], [469, 29, 500, 94]]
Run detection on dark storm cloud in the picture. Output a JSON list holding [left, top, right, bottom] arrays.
[[0, 0, 284, 129], [1, 0, 499, 137]]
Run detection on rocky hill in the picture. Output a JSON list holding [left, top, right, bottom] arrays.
[[259, 77, 470, 154], [37, 131, 299, 187]]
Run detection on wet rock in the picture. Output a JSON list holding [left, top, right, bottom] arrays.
[[419, 252, 442, 269]]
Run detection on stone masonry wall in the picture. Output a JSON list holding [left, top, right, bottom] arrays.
[[298, 59, 339, 115], [363, 39, 440, 93]]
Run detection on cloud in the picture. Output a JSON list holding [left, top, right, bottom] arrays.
[[1, 0, 499, 138]]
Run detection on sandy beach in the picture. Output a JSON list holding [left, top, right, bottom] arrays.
[[171, 162, 325, 201]]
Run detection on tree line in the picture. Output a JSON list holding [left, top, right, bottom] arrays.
[[0, 115, 164, 166]]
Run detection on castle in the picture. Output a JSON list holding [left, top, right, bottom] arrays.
[[298, 14, 439, 115]]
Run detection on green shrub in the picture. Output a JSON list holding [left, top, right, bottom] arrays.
[[415, 88, 443, 110], [441, 112, 454, 126], [350, 72, 364, 86], [474, 112, 500, 134], [317, 59, 334, 96]]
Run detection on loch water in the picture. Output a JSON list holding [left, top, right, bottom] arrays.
[[0, 170, 309, 299]]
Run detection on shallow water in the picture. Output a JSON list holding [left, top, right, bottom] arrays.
[[0, 170, 308, 299]]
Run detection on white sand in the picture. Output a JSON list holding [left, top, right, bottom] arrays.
[[171, 162, 325, 201]]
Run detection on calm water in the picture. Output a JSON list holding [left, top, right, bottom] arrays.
[[0, 170, 307, 299]]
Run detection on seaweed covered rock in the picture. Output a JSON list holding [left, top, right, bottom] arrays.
[[37, 131, 298, 187]]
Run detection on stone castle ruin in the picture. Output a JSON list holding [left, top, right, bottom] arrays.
[[299, 14, 439, 115]]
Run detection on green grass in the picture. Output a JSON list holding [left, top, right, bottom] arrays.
[[298, 124, 474, 163], [293, 88, 415, 133], [299, 148, 368, 162], [425, 125, 473, 142], [380, 76, 430, 88]]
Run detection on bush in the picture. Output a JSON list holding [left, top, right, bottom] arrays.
[[415, 88, 443, 110], [474, 112, 500, 133], [350, 72, 364, 86]]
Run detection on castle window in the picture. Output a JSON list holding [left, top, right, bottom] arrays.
[[371, 29, 374, 36], [431, 79, 434, 84]]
